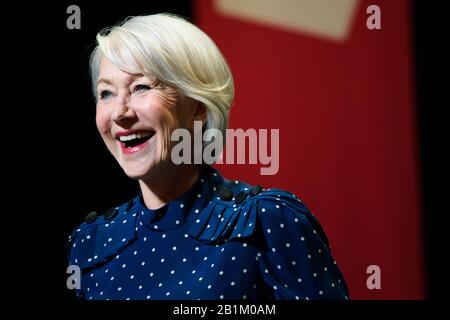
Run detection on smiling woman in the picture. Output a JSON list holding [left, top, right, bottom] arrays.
[[94, 56, 202, 189], [67, 13, 349, 300]]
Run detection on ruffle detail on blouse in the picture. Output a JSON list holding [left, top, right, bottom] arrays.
[[187, 196, 258, 244], [187, 186, 322, 246]]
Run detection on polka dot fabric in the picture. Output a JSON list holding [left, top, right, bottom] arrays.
[[67, 166, 349, 300]]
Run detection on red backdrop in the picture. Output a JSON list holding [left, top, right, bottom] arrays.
[[194, 0, 424, 299]]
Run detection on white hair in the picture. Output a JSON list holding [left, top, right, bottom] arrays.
[[90, 13, 234, 143]]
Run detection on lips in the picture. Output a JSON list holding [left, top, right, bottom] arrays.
[[116, 130, 155, 154]]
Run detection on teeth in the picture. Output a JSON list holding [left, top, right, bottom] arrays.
[[119, 132, 153, 142]]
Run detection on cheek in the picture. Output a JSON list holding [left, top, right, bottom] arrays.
[[152, 108, 178, 144], [95, 104, 111, 136], [135, 90, 181, 131]]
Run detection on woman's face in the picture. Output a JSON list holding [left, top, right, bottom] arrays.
[[95, 57, 201, 180]]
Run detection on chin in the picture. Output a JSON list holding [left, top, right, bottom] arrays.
[[121, 165, 151, 180], [113, 145, 168, 181], [121, 160, 166, 181]]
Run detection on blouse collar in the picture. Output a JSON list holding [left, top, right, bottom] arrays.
[[134, 165, 223, 232]]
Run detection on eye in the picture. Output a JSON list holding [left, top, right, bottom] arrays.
[[99, 90, 113, 100], [133, 84, 152, 93]]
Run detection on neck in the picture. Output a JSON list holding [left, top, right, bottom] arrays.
[[138, 164, 203, 210]]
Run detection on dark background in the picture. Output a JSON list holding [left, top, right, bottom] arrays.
[[1, 1, 447, 299], [413, 0, 448, 300]]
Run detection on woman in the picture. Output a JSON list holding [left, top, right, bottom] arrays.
[[67, 13, 349, 300]]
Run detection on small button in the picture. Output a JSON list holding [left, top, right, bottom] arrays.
[[249, 185, 263, 196], [104, 207, 118, 220], [218, 187, 233, 201], [235, 191, 247, 204], [84, 211, 98, 224]]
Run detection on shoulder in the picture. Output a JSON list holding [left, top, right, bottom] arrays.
[[67, 197, 139, 271], [187, 178, 328, 247], [252, 188, 330, 247]]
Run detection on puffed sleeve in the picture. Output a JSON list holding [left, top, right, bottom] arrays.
[[256, 193, 349, 300]]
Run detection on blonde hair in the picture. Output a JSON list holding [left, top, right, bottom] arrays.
[[90, 13, 234, 141]]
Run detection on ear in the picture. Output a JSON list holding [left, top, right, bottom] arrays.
[[192, 100, 207, 124]]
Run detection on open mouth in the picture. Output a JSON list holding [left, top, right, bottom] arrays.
[[118, 131, 155, 149]]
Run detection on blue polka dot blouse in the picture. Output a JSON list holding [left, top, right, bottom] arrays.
[[67, 166, 349, 300]]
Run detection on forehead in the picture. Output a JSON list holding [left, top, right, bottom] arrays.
[[98, 57, 144, 84]]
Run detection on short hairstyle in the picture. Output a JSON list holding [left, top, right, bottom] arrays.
[[90, 13, 234, 143]]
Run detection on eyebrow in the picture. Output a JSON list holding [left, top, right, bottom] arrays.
[[96, 78, 113, 86], [96, 74, 147, 87]]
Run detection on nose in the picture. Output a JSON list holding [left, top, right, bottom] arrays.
[[112, 93, 135, 122]]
